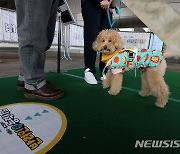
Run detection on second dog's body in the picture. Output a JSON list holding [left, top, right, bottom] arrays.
[[93, 29, 170, 108]]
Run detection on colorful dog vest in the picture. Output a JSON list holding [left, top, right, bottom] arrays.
[[102, 48, 164, 78]]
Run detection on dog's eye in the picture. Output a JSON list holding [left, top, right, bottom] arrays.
[[108, 40, 112, 43], [103, 40, 105, 42]]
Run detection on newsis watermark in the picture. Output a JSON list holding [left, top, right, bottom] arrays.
[[135, 140, 180, 148]]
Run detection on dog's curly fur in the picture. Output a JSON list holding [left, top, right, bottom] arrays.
[[93, 29, 170, 108]]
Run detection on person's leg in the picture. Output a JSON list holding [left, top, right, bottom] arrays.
[[82, 1, 102, 74], [99, 52, 106, 78], [15, 0, 64, 100], [15, 0, 56, 90]]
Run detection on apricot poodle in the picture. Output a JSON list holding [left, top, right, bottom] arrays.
[[93, 29, 172, 108]]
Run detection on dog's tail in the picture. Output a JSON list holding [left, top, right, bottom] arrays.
[[163, 47, 180, 59]]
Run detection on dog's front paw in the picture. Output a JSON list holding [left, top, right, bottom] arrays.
[[108, 90, 119, 95], [108, 85, 121, 95], [155, 99, 168, 108], [155, 102, 166, 108], [103, 80, 110, 89], [103, 84, 110, 89], [139, 91, 151, 97]]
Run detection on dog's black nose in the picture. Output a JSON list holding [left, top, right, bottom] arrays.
[[103, 45, 107, 49]]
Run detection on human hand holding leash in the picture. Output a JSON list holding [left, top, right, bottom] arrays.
[[100, 0, 111, 9]]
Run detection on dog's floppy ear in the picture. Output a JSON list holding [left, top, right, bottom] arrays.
[[92, 40, 98, 51], [114, 32, 124, 50], [92, 30, 106, 51], [92, 31, 102, 51], [114, 38, 124, 50]]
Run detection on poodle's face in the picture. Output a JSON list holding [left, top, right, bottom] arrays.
[[93, 29, 124, 54]]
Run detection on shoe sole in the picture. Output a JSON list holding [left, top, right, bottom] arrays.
[[24, 92, 64, 101], [17, 87, 25, 91], [85, 79, 97, 85]]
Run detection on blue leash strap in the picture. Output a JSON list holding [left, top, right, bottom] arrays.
[[106, 0, 122, 29], [106, 8, 115, 28]]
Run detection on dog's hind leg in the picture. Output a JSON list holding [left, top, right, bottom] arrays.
[[103, 71, 112, 89], [139, 70, 151, 97], [146, 60, 169, 108], [108, 73, 123, 95]]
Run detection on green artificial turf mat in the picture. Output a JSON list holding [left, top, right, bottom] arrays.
[[0, 68, 180, 154]]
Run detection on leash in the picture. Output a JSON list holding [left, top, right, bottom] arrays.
[[106, 0, 122, 28]]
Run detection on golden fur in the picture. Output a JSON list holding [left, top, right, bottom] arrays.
[[93, 29, 170, 108]]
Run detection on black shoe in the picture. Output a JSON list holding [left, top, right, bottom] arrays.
[[24, 83, 64, 100]]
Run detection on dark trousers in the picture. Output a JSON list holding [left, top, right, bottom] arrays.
[[82, 0, 111, 75]]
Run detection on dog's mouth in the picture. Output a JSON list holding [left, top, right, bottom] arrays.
[[101, 49, 111, 54], [100, 46, 115, 54]]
